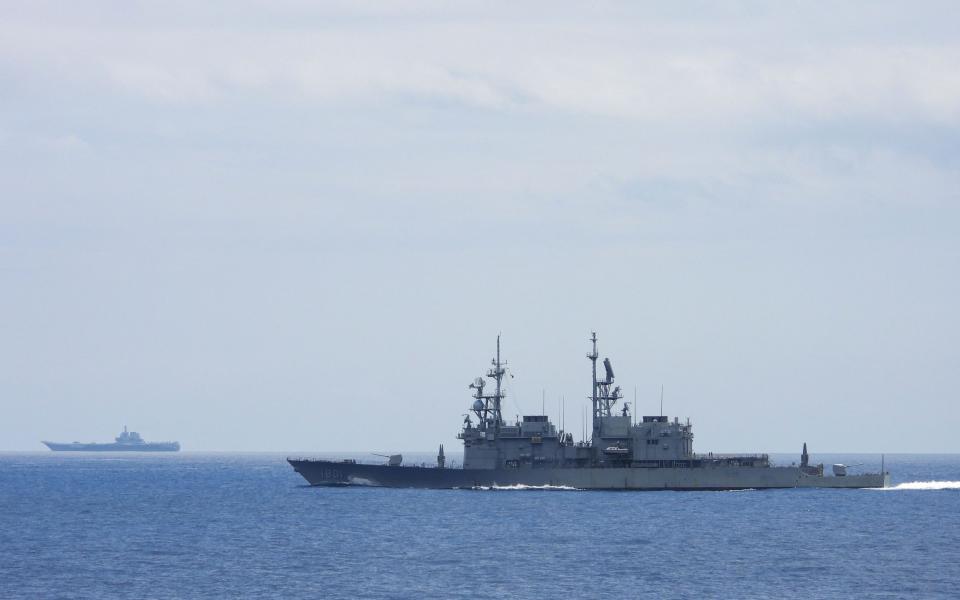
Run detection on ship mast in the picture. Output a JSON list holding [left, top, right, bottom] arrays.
[[488, 334, 506, 430], [587, 332, 622, 441], [588, 332, 599, 439], [469, 335, 507, 431]]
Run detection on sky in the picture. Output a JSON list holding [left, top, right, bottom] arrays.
[[1, 1, 958, 452]]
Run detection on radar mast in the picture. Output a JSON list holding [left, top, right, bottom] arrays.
[[468, 335, 507, 431], [588, 332, 599, 438], [587, 332, 622, 439]]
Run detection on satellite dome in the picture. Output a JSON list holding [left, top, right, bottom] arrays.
[[472, 399, 484, 412]]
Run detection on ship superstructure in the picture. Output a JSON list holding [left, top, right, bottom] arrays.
[[289, 334, 888, 489], [457, 333, 762, 472]]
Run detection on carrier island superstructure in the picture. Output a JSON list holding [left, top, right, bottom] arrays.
[[289, 334, 889, 489]]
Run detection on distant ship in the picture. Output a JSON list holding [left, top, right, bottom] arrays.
[[289, 333, 889, 489], [42, 426, 180, 452]]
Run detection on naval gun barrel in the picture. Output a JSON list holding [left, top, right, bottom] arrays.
[[372, 453, 403, 466]]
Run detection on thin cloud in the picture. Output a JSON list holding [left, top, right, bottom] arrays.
[[1, 6, 959, 124]]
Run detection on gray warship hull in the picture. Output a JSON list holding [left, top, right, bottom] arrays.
[[289, 333, 890, 491], [42, 441, 180, 452], [289, 459, 889, 490]]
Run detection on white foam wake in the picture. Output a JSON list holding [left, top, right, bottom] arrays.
[[877, 481, 960, 490], [471, 484, 581, 491], [346, 476, 381, 486]]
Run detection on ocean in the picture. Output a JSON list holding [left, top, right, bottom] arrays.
[[2, 452, 958, 599]]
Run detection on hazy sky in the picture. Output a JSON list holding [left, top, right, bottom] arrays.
[[2, 1, 958, 452]]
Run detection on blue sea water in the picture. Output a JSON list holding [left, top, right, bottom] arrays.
[[2, 452, 959, 599]]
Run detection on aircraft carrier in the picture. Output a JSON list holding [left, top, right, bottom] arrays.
[[289, 334, 889, 490], [42, 426, 180, 452]]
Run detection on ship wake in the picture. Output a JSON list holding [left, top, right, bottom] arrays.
[[470, 484, 581, 491], [346, 477, 381, 486], [875, 481, 960, 491]]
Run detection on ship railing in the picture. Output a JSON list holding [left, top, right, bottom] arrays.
[[693, 453, 769, 460], [286, 456, 376, 464]]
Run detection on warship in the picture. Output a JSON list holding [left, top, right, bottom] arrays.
[[42, 426, 180, 452], [289, 334, 889, 490]]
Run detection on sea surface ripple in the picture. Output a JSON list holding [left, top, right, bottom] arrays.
[[2, 452, 959, 599]]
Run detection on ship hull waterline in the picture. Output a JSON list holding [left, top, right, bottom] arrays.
[[289, 459, 889, 490], [42, 441, 180, 452]]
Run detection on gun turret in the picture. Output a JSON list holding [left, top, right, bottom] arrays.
[[372, 453, 403, 466]]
